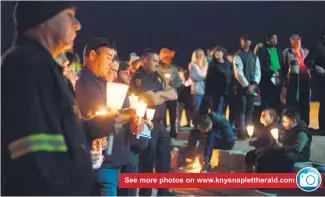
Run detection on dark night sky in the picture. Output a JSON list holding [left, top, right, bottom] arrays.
[[1, 1, 325, 66]]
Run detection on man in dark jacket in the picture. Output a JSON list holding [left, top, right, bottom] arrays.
[[75, 38, 143, 196], [305, 29, 325, 131], [233, 35, 261, 139], [255, 33, 283, 113], [1, 2, 94, 195]]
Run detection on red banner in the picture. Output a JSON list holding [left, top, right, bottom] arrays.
[[118, 173, 322, 189]]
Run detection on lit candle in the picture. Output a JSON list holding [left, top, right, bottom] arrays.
[[247, 125, 254, 138], [95, 108, 108, 116], [270, 128, 279, 141], [128, 94, 138, 109], [164, 73, 171, 80], [136, 100, 147, 139], [146, 108, 155, 121], [106, 82, 129, 110]]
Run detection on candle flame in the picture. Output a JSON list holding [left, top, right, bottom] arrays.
[[188, 157, 201, 173], [95, 108, 108, 116], [247, 125, 254, 137]]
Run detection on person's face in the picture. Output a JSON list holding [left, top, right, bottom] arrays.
[[241, 39, 252, 49], [196, 51, 205, 60], [290, 39, 301, 49], [160, 53, 173, 65], [282, 116, 295, 130], [214, 50, 224, 60], [118, 69, 131, 85], [106, 60, 119, 82], [260, 111, 273, 126], [44, 8, 81, 52], [268, 35, 278, 46], [143, 54, 159, 73], [90, 47, 116, 78]]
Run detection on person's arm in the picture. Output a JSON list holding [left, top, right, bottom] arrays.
[[281, 132, 309, 153], [305, 45, 319, 69], [190, 64, 205, 82], [158, 85, 178, 100], [233, 55, 250, 88], [253, 56, 261, 85], [204, 131, 222, 163]]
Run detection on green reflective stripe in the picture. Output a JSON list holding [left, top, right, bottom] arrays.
[[8, 134, 67, 160]]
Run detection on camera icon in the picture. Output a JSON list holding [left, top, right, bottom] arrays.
[[299, 172, 318, 187], [296, 167, 322, 192]]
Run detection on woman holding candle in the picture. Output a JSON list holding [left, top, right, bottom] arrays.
[[244, 108, 280, 172]]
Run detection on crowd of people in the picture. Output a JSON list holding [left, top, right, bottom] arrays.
[[2, 1, 325, 196]]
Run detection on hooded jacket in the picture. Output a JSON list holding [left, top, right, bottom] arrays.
[[280, 121, 312, 161]]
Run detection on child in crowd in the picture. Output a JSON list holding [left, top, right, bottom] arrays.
[[245, 108, 280, 172]]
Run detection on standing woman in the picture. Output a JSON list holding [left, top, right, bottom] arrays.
[[204, 46, 232, 114], [189, 49, 208, 126]]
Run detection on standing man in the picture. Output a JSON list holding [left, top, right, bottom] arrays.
[[305, 30, 325, 131], [158, 48, 182, 139], [75, 38, 142, 196], [282, 34, 310, 126], [233, 35, 261, 139], [130, 49, 178, 196], [255, 33, 283, 113], [1, 2, 94, 195]]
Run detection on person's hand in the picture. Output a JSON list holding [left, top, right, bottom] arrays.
[[275, 141, 283, 149], [101, 137, 108, 150], [274, 71, 280, 77], [144, 119, 154, 130], [90, 150, 102, 164], [130, 117, 144, 135], [248, 138, 254, 146], [315, 65, 325, 74], [280, 86, 287, 105], [247, 84, 256, 95], [115, 109, 136, 125]]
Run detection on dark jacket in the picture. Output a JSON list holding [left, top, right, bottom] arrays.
[[305, 37, 325, 71], [250, 122, 279, 148], [205, 59, 232, 97], [280, 121, 312, 161], [75, 67, 132, 168], [1, 36, 94, 195], [255, 44, 283, 86]]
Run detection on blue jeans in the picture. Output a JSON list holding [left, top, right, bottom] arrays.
[[96, 167, 120, 196], [192, 94, 204, 126]]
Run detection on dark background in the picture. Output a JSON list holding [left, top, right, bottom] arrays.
[[1, 1, 325, 100]]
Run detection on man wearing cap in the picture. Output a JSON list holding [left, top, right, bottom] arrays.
[[233, 35, 261, 140], [305, 29, 325, 131], [1, 2, 95, 195], [130, 49, 178, 196], [158, 48, 182, 139], [75, 38, 143, 196], [282, 34, 310, 126]]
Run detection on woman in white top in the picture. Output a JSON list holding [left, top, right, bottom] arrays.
[[189, 48, 208, 126]]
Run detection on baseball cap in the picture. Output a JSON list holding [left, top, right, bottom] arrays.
[[83, 38, 116, 56], [290, 34, 302, 40]]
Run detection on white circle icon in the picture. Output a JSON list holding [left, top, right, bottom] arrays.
[[296, 167, 322, 192]]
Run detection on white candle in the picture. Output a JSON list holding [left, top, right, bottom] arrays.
[[270, 128, 279, 141], [136, 100, 147, 118], [247, 125, 254, 138], [128, 94, 139, 109], [106, 82, 129, 110], [146, 108, 155, 121], [164, 73, 171, 80]]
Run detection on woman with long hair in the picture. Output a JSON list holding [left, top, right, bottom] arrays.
[[189, 48, 208, 126]]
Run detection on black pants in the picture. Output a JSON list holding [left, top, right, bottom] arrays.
[[234, 94, 255, 138], [287, 71, 311, 126], [316, 75, 325, 130], [260, 82, 282, 114], [118, 153, 138, 196], [164, 100, 178, 138], [138, 122, 171, 196]]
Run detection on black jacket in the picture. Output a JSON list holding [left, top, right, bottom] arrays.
[[1, 36, 94, 195], [205, 59, 232, 97]]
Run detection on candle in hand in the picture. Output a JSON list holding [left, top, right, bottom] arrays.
[[164, 73, 171, 80], [129, 94, 138, 109], [270, 128, 279, 141], [146, 108, 155, 121], [106, 82, 129, 110], [247, 125, 254, 138], [135, 100, 147, 139], [95, 108, 108, 116]]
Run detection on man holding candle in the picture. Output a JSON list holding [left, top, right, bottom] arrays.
[[158, 48, 182, 139], [2, 2, 95, 195], [130, 49, 178, 196], [75, 38, 143, 196]]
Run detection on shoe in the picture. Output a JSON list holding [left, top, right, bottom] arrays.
[[200, 162, 210, 173]]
